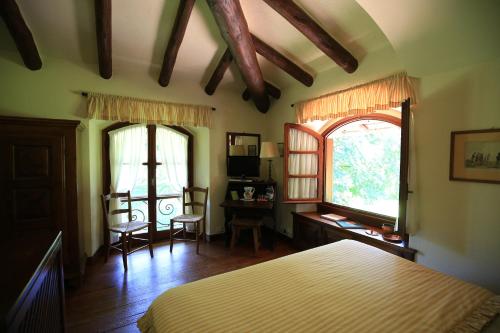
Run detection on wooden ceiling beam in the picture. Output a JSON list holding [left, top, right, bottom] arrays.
[[204, 48, 233, 95], [94, 0, 112, 79], [242, 81, 281, 101], [207, 0, 269, 113], [158, 0, 196, 87], [261, 0, 358, 73], [251, 34, 313, 87], [0, 0, 42, 70]]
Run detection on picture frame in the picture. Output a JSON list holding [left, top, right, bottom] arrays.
[[247, 144, 257, 156], [450, 129, 500, 184], [277, 142, 284, 157]]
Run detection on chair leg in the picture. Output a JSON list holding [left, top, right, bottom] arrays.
[[170, 220, 174, 253], [252, 227, 259, 256], [195, 222, 200, 254], [104, 231, 111, 263], [230, 225, 237, 251], [121, 233, 128, 271], [148, 225, 154, 258], [203, 218, 207, 242], [127, 232, 132, 252]]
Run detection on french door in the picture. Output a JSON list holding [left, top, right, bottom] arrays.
[[104, 123, 192, 241]]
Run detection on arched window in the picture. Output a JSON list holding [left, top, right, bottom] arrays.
[[103, 123, 193, 240], [324, 117, 401, 217], [284, 100, 410, 231]]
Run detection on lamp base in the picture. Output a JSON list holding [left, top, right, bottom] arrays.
[[266, 159, 274, 182]]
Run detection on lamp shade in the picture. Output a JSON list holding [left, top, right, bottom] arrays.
[[260, 142, 279, 159]]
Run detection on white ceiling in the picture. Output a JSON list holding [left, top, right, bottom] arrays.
[[0, 0, 390, 92]]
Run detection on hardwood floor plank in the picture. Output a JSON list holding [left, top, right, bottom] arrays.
[[66, 237, 295, 332]]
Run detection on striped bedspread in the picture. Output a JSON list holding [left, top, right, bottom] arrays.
[[138, 240, 499, 333]]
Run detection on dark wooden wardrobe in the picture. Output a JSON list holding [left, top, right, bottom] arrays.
[[0, 116, 81, 282]]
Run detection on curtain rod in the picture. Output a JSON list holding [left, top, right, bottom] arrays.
[[80, 92, 216, 111]]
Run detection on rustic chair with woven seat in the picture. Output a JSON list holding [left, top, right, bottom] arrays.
[[101, 191, 154, 271], [170, 186, 209, 254]]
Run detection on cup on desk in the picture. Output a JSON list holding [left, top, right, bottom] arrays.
[[381, 223, 394, 234]]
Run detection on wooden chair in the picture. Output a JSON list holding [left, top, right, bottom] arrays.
[[101, 191, 154, 271], [170, 187, 209, 254], [230, 216, 263, 255]]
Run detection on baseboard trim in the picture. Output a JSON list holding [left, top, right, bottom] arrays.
[[205, 233, 225, 242], [86, 245, 104, 265]]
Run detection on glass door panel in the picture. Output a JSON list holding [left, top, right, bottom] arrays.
[[109, 124, 149, 225], [155, 126, 189, 232]]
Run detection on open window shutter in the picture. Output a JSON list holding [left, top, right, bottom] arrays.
[[283, 123, 324, 203], [397, 98, 411, 242]]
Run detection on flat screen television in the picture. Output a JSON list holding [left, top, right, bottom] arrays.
[[227, 156, 260, 178]]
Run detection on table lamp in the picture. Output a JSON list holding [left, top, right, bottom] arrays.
[[260, 142, 279, 182]]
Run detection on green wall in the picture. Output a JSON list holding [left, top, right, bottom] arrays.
[[0, 52, 268, 257]]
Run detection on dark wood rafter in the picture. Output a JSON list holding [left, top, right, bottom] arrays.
[[94, 0, 112, 79], [251, 34, 313, 86], [242, 81, 281, 101], [204, 48, 233, 95], [0, 0, 42, 70], [158, 0, 196, 87], [206, 0, 270, 113], [262, 0, 358, 73]]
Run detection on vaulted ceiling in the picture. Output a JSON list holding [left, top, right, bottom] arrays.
[[0, 0, 391, 109], [2, 0, 499, 112]]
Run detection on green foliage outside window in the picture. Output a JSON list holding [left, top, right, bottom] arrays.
[[331, 125, 400, 217]]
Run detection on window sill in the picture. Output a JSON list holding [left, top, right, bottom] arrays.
[[317, 202, 396, 229]]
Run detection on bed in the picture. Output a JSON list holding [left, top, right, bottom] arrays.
[[138, 240, 499, 333]]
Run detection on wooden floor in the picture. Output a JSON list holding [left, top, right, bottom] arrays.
[[65, 236, 296, 332]]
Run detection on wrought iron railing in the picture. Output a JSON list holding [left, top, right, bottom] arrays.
[[120, 194, 182, 231]]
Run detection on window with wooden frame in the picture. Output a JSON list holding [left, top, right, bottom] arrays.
[[284, 99, 411, 233]]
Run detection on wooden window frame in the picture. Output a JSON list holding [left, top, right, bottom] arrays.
[[284, 99, 411, 231], [101, 122, 193, 241], [283, 123, 324, 203]]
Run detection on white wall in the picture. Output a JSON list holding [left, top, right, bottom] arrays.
[[409, 58, 500, 293]]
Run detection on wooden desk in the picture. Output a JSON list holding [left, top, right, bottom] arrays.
[[220, 180, 277, 249], [292, 212, 416, 260]]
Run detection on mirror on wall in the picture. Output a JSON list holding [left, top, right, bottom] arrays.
[[226, 132, 261, 157], [226, 132, 261, 178]]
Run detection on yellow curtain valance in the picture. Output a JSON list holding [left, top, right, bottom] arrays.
[[295, 72, 418, 124], [87, 92, 212, 128]]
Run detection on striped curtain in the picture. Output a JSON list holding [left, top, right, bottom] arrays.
[[87, 92, 212, 128], [295, 72, 417, 123]]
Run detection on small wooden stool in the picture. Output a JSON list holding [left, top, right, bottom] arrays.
[[230, 217, 263, 255]]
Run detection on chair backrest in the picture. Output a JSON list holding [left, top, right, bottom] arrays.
[[182, 187, 208, 220], [101, 191, 132, 229]]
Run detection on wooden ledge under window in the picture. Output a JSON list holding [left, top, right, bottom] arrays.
[[292, 211, 417, 261]]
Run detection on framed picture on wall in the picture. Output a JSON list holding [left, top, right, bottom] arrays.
[[277, 142, 284, 157], [247, 144, 257, 156], [450, 129, 500, 184]]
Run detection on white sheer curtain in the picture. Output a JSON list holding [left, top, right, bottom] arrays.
[[288, 128, 319, 199], [155, 126, 189, 228], [156, 126, 188, 194], [109, 124, 148, 227]]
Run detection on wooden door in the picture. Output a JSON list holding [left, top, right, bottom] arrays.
[[0, 135, 64, 235], [0, 117, 80, 282]]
